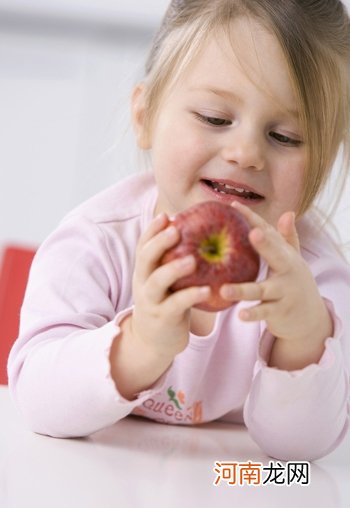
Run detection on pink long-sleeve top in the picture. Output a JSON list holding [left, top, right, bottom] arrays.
[[7, 171, 350, 461]]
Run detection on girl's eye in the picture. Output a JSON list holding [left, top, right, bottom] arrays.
[[195, 113, 232, 127], [270, 131, 302, 146]]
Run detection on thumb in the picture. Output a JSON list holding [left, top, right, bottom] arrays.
[[277, 211, 300, 251]]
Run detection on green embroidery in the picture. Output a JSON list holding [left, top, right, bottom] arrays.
[[167, 386, 182, 409]]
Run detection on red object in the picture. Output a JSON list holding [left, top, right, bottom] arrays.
[[0, 245, 36, 385], [160, 201, 259, 312]]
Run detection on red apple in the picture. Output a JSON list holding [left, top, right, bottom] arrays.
[[160, 201, 260, 311]]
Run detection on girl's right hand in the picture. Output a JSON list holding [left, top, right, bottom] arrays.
[[129, 212, 211, 360]]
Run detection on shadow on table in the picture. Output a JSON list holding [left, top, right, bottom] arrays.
[[0, 416, 341, 508]]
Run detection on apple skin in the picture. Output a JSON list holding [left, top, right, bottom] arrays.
[[160, 201, 260, 312]]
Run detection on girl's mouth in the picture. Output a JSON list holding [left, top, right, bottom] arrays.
[[201, 179, 264, 203]]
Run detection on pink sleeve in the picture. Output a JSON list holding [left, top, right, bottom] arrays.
[[244, 300, 349, 461], [7, 216, 168, 437], [9, 313, 169, 438]]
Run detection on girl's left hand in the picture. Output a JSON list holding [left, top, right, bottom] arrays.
[[220, 202, 333, 368]]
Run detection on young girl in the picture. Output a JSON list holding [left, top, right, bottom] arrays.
[[8, 0, 350, 461]]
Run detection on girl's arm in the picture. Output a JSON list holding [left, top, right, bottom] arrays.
[[8, 212, 210, 437], [220, 202, 333, 370], [220, 202, 350, 460], [109, 211, 210, 400]]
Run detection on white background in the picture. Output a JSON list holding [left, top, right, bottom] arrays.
[[0, 0, 349, 257]]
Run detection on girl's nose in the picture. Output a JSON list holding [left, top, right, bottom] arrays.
[[220, 128, 265, 171]]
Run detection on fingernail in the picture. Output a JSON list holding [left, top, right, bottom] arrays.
[[155, 212, 166, 223], [198, 286, 211, 298], [240, 309, 250, 320], [221, 285, 236, 300], [289, 211, 296, 224], [252, 228, 264, 243], [178, 255, 195, 269], [165, 225, 177, 237]]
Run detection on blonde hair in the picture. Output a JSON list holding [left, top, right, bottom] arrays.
[[141, 0, 350, 216]]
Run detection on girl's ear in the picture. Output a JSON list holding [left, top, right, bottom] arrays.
[[131, 83, 151, 149]]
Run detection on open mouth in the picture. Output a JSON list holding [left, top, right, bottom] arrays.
[[202, 179, 264, 201]]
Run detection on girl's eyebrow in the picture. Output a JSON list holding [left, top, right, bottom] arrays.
[[188, 85, 244, 104], [188, 85, 300, 119]]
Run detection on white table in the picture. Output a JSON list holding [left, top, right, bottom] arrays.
[[0, 385, 349, 507]]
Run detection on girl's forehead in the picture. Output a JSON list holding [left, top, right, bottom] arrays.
[[176, 17, 298, 116]]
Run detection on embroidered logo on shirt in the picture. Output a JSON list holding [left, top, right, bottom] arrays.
[[167, 386, 185, 409], [138, 385, 203, 424]]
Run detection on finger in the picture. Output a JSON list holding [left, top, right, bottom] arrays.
[[146, 255, 196, 303], [248, 226, 294, 275], [230, 201, 267, 229], [239, 302, 274, 322], [277, 211, 300, 252], [137, 212, 169, 249], [220, 280, 281, 303], [232, 203, 301, 275], [135, 224, 180, 282], [163, 286, 211, 316]]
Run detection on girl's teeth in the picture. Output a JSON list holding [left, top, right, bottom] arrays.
[[206, 180, 261, 199], [213, 182, 248, 194], [225, 185, 245, 193]]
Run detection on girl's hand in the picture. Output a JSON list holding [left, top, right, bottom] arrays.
[[129, 212, 211, 360], [220, 202, 333, 369]]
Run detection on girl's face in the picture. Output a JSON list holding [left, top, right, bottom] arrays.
[[134, 17, 306, 227]]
